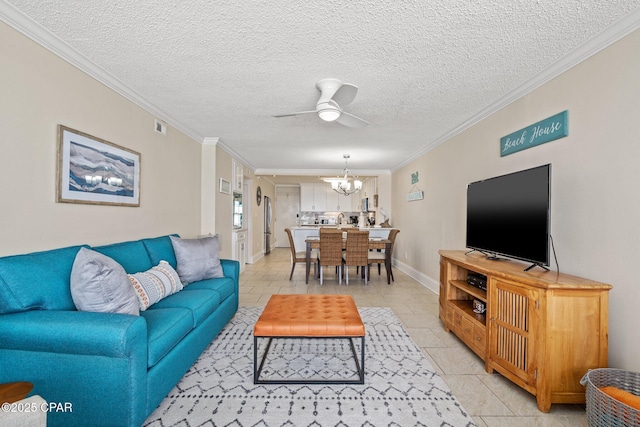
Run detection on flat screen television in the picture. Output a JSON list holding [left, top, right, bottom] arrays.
[[466, 164, 551, 270]]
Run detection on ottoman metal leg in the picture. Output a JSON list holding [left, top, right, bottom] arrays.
[[253, 336, 365, 385]]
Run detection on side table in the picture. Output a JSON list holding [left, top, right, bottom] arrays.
[[0, 381, 33, 404]]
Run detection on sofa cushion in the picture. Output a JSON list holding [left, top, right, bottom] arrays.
[[150, 289, 221, 327], [142, 235, 179, 269], [0, 245, 86, 314], [70, 248, 140, 316], [140, 307, 193, 368], [170, 235, 224, 283], [128, 261, 183, 311], [183, 277, 236, 302], [92, 240, 153, 274]]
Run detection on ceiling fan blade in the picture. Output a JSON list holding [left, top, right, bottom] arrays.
[[272, 110, 317, 118], [331, 83, 358, 108], [336, 111, 369, 128]]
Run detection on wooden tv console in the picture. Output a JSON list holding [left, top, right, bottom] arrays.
[[438, 250, 612, 412]]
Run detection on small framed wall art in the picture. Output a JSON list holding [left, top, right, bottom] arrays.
[[57, 125, 141, 207], [219, 178, 231, 194]]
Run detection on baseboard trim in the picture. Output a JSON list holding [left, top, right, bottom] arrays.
[[393, 259, 439, 295], [249, 252, 264, 264]]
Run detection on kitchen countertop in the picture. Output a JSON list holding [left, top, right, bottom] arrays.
[[293, 226, 395, 230], [297, 224, 348, 227]]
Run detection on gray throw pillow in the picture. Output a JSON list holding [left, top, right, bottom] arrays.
[[170, 235, 224, 283], [70, 247, 140, 316]]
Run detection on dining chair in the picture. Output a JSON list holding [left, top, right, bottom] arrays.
[[368, 229, 400, 282], [284, 228, 316, 280], [342, 230, 370, 285], [318, 228, 343, 285]]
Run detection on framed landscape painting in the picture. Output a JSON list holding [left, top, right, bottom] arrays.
[[57, 125, 141, 206]]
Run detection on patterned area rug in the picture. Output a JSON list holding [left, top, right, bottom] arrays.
[[143, 306, 475, 427]]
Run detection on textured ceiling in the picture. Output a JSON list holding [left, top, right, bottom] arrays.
[[4, 1, 640, 177]]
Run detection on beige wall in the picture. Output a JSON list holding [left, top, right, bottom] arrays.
[[391, 29, 640, 372], [213, 146, 273, 263], [242, 167, 274, 262], [0, 23, 202, 255], [214, 147, 234, 258], [200, 141, 217, 235]]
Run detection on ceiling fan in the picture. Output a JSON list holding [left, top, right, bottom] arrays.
[[273, 78, 369, 128]]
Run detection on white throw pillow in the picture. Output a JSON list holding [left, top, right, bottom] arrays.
[[128, 261, 183, 311]]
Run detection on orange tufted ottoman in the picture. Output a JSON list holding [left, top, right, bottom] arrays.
[[253, 294, 365, 384]]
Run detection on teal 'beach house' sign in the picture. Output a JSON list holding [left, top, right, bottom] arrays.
[[500, 110, 568, 157]]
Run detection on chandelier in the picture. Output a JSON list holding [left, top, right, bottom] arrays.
[[327, 154, 362, 196]]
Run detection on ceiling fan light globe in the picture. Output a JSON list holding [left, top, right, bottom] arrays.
[[318, 109, 341, 122]]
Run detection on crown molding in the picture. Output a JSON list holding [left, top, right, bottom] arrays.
[[391, 7, 640, 172], [202, 137, 219, 145], [0, 0, 204, 143], [254, 168, 391, 176], [215, 139, 256, 170]]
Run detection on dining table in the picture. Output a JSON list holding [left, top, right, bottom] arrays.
[[305, 236, 393, 284]]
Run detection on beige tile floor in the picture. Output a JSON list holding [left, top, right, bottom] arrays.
[[240, 248, 588, 427]]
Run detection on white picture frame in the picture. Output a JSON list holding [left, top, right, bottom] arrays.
[[219, 178, 231, 194]]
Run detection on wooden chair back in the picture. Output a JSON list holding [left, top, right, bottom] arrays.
[[318, 228, 343, 267], [343, 230, 369, 266], [387, 229, 400, 254], [368, 229, 400, 281], [284, 228, 302, 262]]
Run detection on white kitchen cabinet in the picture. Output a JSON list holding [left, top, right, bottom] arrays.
[[327, 188, 356, 211], [232, 160, 243, 193], [300, 184, 314, 210], [325, 186, 359, 211], [300, 184, 327, 211], [325, 187, 339, 211], [232, 229, 246, 272], [340, 192, 359, 211], [301, 183, 361, 212], [361, 177, 375, 200]]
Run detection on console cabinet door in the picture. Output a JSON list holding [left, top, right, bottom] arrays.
[[489, 279, 540, 388], [439, 259, 446, 323]]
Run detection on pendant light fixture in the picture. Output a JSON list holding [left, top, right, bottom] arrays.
[[326, 154, 362, 196]]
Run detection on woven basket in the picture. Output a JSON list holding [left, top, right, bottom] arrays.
[[581, 368, 640, 427]]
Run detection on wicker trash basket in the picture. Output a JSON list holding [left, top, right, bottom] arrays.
[[581, 368, 640, 427]]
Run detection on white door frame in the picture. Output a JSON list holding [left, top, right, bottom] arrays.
[[243, 178, 253, 263], [275, 185, 301, 248]]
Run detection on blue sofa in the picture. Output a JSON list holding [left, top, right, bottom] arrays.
[[0, 235, 239, 427]]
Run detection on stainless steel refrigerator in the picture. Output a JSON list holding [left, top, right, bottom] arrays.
[[264, 195, 272, 254]]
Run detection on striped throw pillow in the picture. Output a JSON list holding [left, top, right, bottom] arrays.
[[128, 261, 183, 311]]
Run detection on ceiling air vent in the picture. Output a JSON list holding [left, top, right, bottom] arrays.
[[154, 119, 167, 136]]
